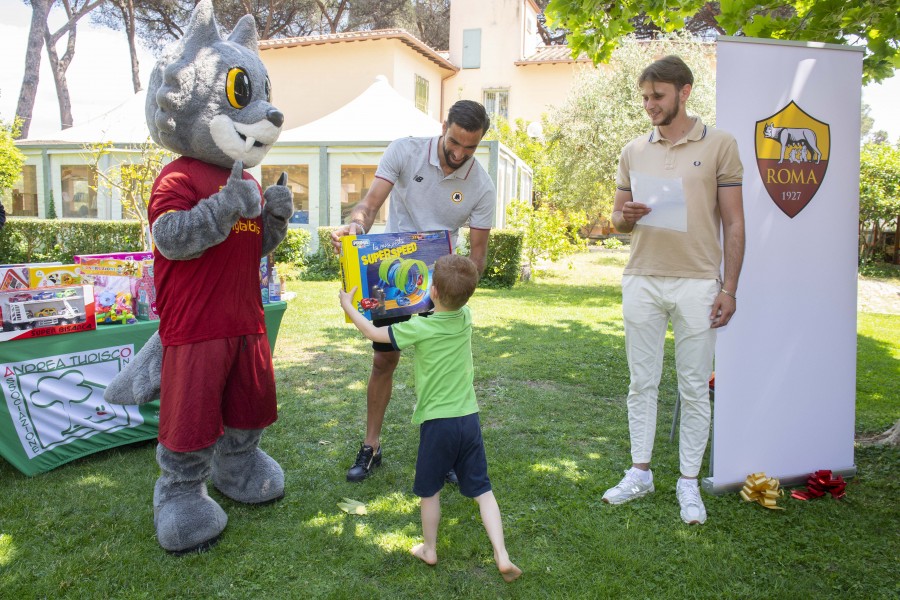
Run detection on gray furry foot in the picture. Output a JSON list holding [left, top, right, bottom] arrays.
[[212, 427, 285, 504], [154, 444, 228, 554]]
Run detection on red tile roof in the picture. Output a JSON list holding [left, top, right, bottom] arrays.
[[259, 29, 457, 72], [515, 45, 592, 65]]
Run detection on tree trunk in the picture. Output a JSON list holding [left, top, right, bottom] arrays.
[[121, 0, 142, 93], [14, 0, 53, 139], [44, 24, 76, 129], [863, 418, 900, 446]]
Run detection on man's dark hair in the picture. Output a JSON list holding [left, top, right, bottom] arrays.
[[447, 100, 490, 135], [432, 254, 478, 310], [638, 55, 694, 90]]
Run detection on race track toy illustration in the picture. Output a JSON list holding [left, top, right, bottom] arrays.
[[340, 230, 452, 321]]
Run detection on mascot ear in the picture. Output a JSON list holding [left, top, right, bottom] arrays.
[[183, 0, 222, 51], [229, 15, 259, 52]]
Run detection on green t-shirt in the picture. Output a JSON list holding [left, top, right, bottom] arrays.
[[388, 306, 479, 425]]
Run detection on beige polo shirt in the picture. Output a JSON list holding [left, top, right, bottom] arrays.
[[616, 118, 743, 280]]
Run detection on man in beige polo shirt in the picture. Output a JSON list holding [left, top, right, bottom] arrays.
[[603, 55, 745, 524]]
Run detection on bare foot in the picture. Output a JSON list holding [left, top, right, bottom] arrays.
[[411, 543, 437, 566], [498, 560, 522, 583]]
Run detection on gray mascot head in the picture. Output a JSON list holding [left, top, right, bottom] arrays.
[[146, 0, 283, 168]]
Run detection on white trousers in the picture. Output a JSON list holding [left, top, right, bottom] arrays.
[[622, 275, 718, 477]]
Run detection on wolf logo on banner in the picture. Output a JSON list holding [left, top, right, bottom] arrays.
[[755, 101, 830, 218]]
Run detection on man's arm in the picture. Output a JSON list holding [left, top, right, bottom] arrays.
[[330, 177, 394, 253], [611, 188, 650, 234], [710, 185, 745, 329], [339, 286, 391, 344], [468, 227, 491, 278]]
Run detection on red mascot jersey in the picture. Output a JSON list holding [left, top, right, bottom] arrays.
[[148, 156, 265, 346]]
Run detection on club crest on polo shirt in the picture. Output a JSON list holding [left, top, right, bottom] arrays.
[[451, 191, 463, 203]]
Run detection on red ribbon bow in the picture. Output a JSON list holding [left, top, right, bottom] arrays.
[[790, 470, 847, 501]]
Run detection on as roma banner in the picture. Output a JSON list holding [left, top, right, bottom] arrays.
[[708, 37, 863, 493]]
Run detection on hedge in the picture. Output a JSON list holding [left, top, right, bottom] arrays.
[[460, 228, 524, 288], [0, 218, 144, 263], [1, 218, 313, 271], [303, 227, 342, 280]]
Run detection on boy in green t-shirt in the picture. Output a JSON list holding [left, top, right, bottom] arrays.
[[339, 254, 521, 583]]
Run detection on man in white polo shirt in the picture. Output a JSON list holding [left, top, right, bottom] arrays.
[[603, 55, 745, 524], [330, 100, 496, 482]]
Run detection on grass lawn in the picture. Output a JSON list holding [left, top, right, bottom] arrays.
[[1, 250, 897, 598]]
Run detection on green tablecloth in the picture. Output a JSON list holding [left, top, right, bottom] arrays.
[[0, 301, 287, 476]]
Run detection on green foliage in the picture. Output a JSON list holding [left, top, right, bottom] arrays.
[[545, 0, 899, 83], [601, 236, 624, 250], [548, 35, 715, 225], [506, 200, 587, 271], [303, 226, 342, 281], [859, 142, 900, 265], [86, 139, 174, 251], [0, 118, 25, 193], [272, 228, 312, 276], [0, 218, 143, 263], [460, 228, 524, 288]]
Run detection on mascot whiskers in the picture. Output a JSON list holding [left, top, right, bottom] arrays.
[[104, 0, 293, 554]]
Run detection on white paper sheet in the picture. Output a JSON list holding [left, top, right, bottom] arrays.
[[630, 172, 688, 232]]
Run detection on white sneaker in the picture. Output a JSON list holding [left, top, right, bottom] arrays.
[[676, 479, 707, 524], [602, 468, 654, 504]]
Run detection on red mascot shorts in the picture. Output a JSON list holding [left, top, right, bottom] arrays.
[[158, 333, 277, 452]]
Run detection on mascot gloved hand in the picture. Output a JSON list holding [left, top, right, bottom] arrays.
[[103, 0, 292, 555]]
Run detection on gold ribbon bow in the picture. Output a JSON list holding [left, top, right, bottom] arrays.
[[739, 472, 784, 510]]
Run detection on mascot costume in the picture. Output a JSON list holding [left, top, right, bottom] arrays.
[[105, 0, 293, 554]]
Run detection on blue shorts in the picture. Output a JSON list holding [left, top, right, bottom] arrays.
[[413, 413, 492, 499]]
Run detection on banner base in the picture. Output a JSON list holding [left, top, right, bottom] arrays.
[[702, 465, 857, 495]]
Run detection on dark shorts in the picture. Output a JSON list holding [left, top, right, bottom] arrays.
[[158, 334, 277, 452], [371, 310, 432, 352], [413, 413, 492, 499]]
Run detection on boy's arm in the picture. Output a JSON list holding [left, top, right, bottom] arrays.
[[339, 287, 391, 345]]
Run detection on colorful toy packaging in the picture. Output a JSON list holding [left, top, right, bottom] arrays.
[[73, 251, 155, 264], [0, 284, 96, 342], [0, 263, 63, 290], [77, 258, 144, 325], [340, 230, 451, 322], [28, 264, 83, 288], [134, 259, 159, 321]]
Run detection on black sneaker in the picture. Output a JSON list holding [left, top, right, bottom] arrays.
[[346, 444, 382, 482], [445, 469, 459, 485]]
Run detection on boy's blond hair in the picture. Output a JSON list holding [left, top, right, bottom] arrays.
[[432, 254, 478, 310]]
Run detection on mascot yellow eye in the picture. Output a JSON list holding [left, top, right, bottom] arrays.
[[226, 67, 252, 109]]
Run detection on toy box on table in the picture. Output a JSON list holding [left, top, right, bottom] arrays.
[[0, 285, 96, 342], [28, 264, 83, 288], [340, 230, 451, 322], [76, 257, 144, 325], [0, 263, 63, 290]]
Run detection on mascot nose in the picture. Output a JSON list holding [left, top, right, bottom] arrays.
[[267, 109, 284, 128]]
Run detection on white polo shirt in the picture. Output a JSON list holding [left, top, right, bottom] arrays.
[[376, 136, 496, 249]]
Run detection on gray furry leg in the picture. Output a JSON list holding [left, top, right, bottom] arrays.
[[104, 332, 162, 405], [154, 444, 228, 554], [212, 427, 285, 504]]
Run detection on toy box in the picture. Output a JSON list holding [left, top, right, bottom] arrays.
[[73, 251, 155, 264], [78, 259, 143, 325], [0, 263, 63, 290], [0, 285, 96, 342], [28, 264, 83, 288], [340, 230, 451, 322], [134, 259, 159, 321]]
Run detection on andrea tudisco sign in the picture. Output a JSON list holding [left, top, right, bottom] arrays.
[[1, 343, 159, 476]]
